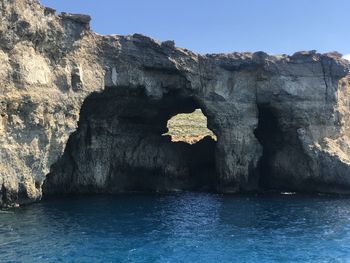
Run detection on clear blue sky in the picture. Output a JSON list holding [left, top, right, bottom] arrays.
[[40, 0, 350, 56]]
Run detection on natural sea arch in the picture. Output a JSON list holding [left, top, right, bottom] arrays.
[[44, 87, 221, 195]]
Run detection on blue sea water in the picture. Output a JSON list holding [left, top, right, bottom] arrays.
[[1, 193, 350, 262]]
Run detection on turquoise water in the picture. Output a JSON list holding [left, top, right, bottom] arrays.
[[1, 193, 350, 262]]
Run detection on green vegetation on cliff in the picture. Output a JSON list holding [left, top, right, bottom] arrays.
[[163, 109, 217, 144]]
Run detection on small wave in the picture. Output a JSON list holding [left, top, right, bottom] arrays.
[[281, 192, 296, 195], [0, 240, 20, 247], [0, 210, 14, 214]]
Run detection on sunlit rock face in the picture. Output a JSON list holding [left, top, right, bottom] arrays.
[[1, 0, 350, 207]]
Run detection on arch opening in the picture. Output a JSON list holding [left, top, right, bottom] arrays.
[[162, 109, 217, 144]]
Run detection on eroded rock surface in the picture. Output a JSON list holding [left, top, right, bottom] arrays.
[[1, 0, 350, 207]]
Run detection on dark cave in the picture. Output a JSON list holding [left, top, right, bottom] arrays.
[[254, 104, 284, 189], [44, 87, 218, 195]]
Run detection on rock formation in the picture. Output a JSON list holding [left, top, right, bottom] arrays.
[[1, 0, 350, 207]]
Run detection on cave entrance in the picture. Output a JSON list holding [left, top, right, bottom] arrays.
[[254, 103, 314, 192], [160, 105, 218, 191], [254, 104, 283, 189], [44, 88, 219, 195]]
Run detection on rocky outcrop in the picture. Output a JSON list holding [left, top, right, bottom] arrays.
[[1, 0, 350, 207]]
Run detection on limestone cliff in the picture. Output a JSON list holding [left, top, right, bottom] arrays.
[[1, 0, 350, 207]]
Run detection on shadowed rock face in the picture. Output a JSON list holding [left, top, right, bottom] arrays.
[[43, 88, 217, 194], [1, 0, 350, 207]]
